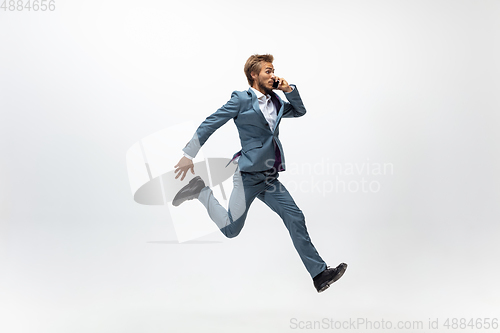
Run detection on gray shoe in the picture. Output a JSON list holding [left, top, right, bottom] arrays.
[[172, 176, 206, 207]]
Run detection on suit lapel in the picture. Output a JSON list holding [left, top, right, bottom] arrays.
[[271, 92, 284, 132], [249, 88, 261, 112]]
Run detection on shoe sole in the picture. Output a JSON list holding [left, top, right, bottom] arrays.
[[317, 263, 347, 293], [172, 193, 199, 207], [172, 177, 204, 207]]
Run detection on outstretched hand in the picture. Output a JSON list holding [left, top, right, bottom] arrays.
[[174, 156, 194, 181]]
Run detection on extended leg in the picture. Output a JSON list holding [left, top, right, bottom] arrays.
[[257, 177, 327, 278]]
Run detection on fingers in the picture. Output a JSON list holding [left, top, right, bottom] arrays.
[[277, 77, 292, 92], [177, 169, 186, 181], [174, 165, 194, 181], [174, 167, 184, 179], [174, 157, 195, 181], [275, 77, 288, 89]]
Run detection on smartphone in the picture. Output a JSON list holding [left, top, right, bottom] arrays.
[[272, 79, 280, 89]]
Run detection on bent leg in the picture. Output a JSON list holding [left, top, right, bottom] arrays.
[[258, 177, 327, 278], [197, 167, 262, 238]]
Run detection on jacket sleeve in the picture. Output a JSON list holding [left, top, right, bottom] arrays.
[[282, 84, 307, 118], [182, 91, 240, 158]]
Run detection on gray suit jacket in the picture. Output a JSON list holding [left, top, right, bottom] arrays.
[[183, 84, 306, 172]]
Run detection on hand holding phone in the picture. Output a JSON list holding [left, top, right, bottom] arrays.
[[272, 79, 280, 89]]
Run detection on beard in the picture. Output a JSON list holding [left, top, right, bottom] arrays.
[[256, 77, 273, 95]]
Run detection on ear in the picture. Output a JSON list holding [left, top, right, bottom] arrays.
[[251, 71, 258, 80]]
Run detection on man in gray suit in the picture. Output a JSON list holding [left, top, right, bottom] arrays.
[[173, 54, 346, 293]]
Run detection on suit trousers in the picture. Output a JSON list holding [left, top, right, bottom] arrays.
[[197, 166, 327, 278]]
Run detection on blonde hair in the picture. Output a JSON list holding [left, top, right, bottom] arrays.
[[244, 54, 274, 86]]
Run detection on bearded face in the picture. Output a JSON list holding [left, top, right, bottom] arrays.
[[252, 62, 276, 95]]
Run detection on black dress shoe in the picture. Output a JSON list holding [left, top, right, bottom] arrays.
[[313, 263, 348, 293], [172, 176, 206, 207]]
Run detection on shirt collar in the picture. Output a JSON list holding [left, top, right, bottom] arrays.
[[250, 87, 271, 102]]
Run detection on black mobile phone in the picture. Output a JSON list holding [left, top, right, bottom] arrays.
[[272, 79, 280, 89]]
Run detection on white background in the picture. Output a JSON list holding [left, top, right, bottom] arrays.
[[1, 0, 499, 332]]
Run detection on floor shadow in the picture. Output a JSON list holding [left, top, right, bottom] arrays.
[[147, 240, 223, 244]]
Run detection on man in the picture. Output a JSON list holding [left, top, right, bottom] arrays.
[[173, 54, 347, 293]]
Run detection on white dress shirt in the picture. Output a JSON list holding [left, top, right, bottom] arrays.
[[249, 87, 277, 132]]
